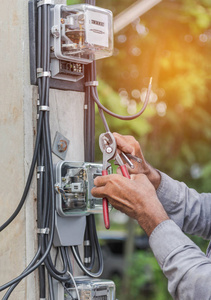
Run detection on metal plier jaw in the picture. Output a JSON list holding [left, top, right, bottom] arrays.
[[99, 132, 116, 170], [99, 132, 131, 230], [99, 132, 117, 230]]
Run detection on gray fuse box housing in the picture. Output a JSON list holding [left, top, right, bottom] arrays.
[[54, 161, 112, 217]]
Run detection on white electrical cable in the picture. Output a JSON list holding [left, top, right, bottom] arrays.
[[67, 271, 81, 300]]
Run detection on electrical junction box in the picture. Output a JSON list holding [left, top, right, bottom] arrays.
[[53, 277, 116, 300], [54, 161, 112, 217], [50, 4, 113, 81]]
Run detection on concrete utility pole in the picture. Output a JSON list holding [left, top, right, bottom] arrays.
[[0, 0, 84, 298]]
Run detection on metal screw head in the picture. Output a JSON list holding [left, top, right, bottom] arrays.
[[106, 147, 113, 154]]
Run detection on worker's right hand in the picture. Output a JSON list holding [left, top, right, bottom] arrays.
[[113, 132, 161, 189], [92, 173, 169, 236]]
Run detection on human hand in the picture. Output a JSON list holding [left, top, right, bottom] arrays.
[[91, 173, 169, 236], [113, 132, 161, 189]]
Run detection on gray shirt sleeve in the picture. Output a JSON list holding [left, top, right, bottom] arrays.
[[157, 171, 211, 240], [149, 173, 211, 299], [149, 220, 211, 299]]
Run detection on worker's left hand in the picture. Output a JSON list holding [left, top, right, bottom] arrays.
[[113, 132, 161, 189], [91, 173, 169, 236]]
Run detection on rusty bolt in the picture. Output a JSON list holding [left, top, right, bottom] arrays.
[[58, 140, 68, 152]]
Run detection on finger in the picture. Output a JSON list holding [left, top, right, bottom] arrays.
[[91, 186, 107, 198], [94, 174, 120, 187], [113, 132, 134, 154]]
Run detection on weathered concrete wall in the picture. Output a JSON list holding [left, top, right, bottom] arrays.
[[0, 0, 85, 299]]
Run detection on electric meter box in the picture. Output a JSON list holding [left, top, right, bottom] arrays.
[[53, 277, 116, 300], [65, 277, 115, 300], [50, 4, 113, 64], [54, 161, 112, 217]]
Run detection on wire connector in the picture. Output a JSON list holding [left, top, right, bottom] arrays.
[[37, 68, 51, 78], [39, 105, 50, 112], [84, 257, 91, 263], [84, 240, 90, 246], [37, 228, 50, 234], [37, 0, 54, 7], [37, 166, 45, 173], [85, 81, 98, 87]]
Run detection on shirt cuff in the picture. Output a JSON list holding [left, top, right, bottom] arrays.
[[149, 220, 196, 268], [156, 171, 180, 212]]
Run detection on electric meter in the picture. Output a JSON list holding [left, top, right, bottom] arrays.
[[50, 4, 113, 63], [64, 277, 115, 300], [54, 161, 112, 217]]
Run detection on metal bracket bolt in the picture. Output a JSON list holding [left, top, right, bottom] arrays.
[[58, 140, 68, 152]]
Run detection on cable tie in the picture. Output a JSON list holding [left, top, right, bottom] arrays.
[[37, 228, 50, 234], [85, 81, 98, 87], [37, 114, 39, 120], [84, 104, 88, 110], [84, 240, 90, 246], [37, 166, 45, 172], [37, 0, 54, 7], [37, 100, 40, 106], [37, 69, 51, 78], [84, 257, 91, 263], [39, 105, 50, 112], [37, 173, 40, 179]]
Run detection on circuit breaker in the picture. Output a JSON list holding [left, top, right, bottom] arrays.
[[50, 4, 113, 81], [55, 161, 112, 217]]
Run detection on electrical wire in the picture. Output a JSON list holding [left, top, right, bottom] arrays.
[[71, 215, 103, 278], [67, 272, 81, 300], [0, 4, 56, 298]]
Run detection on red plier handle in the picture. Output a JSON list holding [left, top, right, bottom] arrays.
[[120, 164, 130, 179], [102, 166, 130, 229], [102, 169, 110, 229]]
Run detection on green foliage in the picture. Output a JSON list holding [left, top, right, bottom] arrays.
[[95, 79, 154, 161], [126, 251, 171, 300], [94, 1, 211, 299], [96, 0, 211, 185]]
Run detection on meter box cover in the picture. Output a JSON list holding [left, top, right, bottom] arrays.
[[51, 4, 113, 63], [64, 277, 116, 300]]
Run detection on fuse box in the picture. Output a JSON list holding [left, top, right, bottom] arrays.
[[54, 161, 112, 217]]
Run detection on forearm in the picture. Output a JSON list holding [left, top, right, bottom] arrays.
[[156, 172, 211, 239], [150, 220, 211, 299]]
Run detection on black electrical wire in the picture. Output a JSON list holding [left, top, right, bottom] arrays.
[[64, 247, 73, 274], [71, 215, 103, 278], [0, 4, 56, 296], [84, 222, 91, 269], [84, 215, 96, 271], [0, 108, 44, 232], [48, 273, 55, 300]]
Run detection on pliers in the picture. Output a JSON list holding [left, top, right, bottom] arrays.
[[99, 131, 131, 229]]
